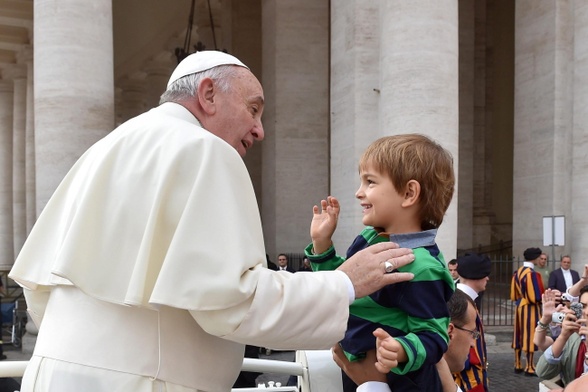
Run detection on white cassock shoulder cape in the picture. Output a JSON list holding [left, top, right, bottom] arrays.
[[9, 103, 349, 391]]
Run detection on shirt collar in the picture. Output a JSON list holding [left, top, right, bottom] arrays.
[[456, 283, 478, 300], [389, 229, 437, 249], [523, 262, 535, 269]]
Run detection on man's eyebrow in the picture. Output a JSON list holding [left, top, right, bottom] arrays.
[[252, 96, 264, 105]]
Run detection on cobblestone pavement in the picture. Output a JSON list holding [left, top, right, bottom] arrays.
[[486, 326, 541, 392]]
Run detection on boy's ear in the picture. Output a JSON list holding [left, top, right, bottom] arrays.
[[402, 179, 421, 207], [197, 77, 217, 115]]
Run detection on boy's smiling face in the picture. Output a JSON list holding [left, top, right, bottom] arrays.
[[355, 164, 406, 233]]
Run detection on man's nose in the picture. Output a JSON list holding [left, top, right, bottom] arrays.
[[252, 121, 264, 141]]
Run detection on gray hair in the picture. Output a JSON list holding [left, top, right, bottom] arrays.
[[159, 65, 240, 105]]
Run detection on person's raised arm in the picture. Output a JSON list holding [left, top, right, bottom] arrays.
[[550, 309, 579, 358], [534, 289, 561, 351], [310, 196, 340, 254]]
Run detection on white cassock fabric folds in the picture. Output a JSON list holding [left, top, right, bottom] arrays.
[[10, 103, 349, 392]]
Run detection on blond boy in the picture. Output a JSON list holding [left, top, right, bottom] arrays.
[[306, 134, 455, 391]]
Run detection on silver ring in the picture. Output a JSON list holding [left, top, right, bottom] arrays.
[[384, 261, 395, 274]]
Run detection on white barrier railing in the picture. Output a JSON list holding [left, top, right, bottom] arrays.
[[0, 350, 341, 392], [0, 361, 28, 378]]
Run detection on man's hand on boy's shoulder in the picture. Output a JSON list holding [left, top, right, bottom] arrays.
[[338, 242, 414, 299]]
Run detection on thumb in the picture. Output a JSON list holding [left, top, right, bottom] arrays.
[[373, 328, 391, 342]]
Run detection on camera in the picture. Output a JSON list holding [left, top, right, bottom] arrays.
[[552, 312, 565, 323], [552, 302, 584, 324]]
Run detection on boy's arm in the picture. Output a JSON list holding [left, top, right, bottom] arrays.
[[304, 242, 345, 271], [390, 258, 452, 374], [310, 196, 340, 254], [305, 227, 382, 271]]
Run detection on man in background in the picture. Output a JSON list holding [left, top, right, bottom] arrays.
[[511, 247, 545, 377], [535, 252, 550, 288], [277, 254, 296, 273], [548, 255, 580, 294], [453, 253, 491, 392], [448, 258, 460, 285]]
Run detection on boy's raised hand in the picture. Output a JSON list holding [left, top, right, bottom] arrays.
[[310, 196, 340, 254]]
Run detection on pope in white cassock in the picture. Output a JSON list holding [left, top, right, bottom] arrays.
[[9, 51, 415, 392]]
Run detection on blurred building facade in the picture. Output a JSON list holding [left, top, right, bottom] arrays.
[[0, 0, 585, 271]]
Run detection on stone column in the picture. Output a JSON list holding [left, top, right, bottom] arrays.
[[0, 82, 14, 269], [571, 1, 588, 265], [18, 47, 36, 233], [379, 1, 459, 258], [119, 75, 147, 124], [261, 0, 330, 255], [329, 0, 382, 248], [4, 66, 27, 258], [458, 0, 475, 251], [513, 1, 573, 259], [144, 53, 174, 110], [34, 0, 114, 214]]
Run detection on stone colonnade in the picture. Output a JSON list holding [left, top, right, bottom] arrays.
[[328, 0, 459, 258], [513, 0, 588, 261], [4, 0, 588, 271]]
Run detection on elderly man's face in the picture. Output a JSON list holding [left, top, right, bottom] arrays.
[[209, 67, 265, 157]]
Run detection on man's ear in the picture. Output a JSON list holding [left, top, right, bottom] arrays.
[[447, 323, 455, 341], [401, 179, 421, 207], [197, 77, 217, 115]]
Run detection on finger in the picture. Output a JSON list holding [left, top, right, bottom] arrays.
[[374, 328, 392, 350], [367, 242, 401, 253], [312, 205, 319, 214], [330, 197, 340, 208], [373, 328, 391, 341], [381, 272, 415, 285], [375, 361, 395, 374], [320, 199, 328, 210], [331, 345, 348, 368], [384, 251, 415, 271]]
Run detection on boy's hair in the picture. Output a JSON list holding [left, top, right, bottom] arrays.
[[359, 134, 455, 230]]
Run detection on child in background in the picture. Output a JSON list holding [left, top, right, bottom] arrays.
[[306, 134, 455, 391]]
